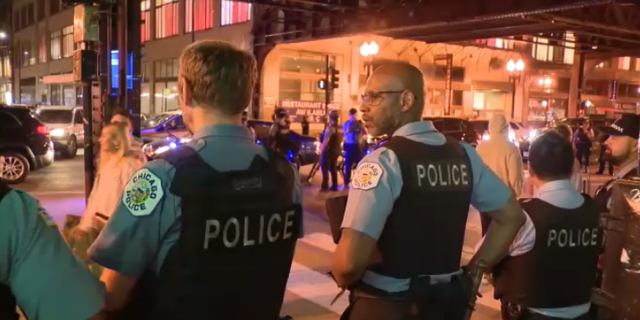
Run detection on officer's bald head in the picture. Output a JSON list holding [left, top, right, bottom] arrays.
[[362, 62, 425, 136]]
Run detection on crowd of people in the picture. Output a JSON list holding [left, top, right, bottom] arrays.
[[0, 39, 635, 320]]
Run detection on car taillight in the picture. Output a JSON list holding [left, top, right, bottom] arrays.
[[37, 125, 49, 135]]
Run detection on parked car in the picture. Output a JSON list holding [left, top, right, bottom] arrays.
[[0, 104, 54, 184], [423, 117, 480, 147], [140, 111, 187, 144], [35, 106, 85, 158], [141, 117, 320, 169]]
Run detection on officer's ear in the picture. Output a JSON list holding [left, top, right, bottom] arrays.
[[180, 77, 194, 107], [400, 90, 415, 113]]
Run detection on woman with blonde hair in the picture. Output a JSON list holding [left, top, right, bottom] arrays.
[[69, 122, 145, 275]]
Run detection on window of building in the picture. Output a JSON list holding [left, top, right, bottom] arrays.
[[39, 35, 47, 63], [141, 83, 151, 114], [452, 90, 463, 106], [618, 83, 640, 98], [474, 38, 514, 50], [21, 7, 28, 29], [563, 32, 575, 65], [50, 0, 60, 15], [583, 80, 609, 96], [37, 0, 45, 20], [427, 89, 464, 106], [27, 3, 35, 26], [50, 84, 61, 105], [595, 60, 610, 69], [154, 82, 179, 111], [186, 0, 214, 33], [50, 30, 61, 60], [221, 0, 251, 26], [76, 84, 83, 106], [63, 84, 75, 106], [154, 59, 178, 78], [2, 55, 11, 78], [21, 40, 32, 66], [141, 0, 151, 43], [531, 37, 554, 62], [618, 56, 631, 70], [155, 0, 179, 39], [62, 25, 74, 58], [635, 58, 640, 71], [279, 50, 338, 104]]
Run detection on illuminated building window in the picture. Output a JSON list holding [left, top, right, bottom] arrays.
[[39, 35, 46, 63], [141, 0, 151, 43], [563, 32, 575, 65], [186, 0, 214, 33], [62, 25, 74, 58], [50, 30, 61, 60], [221, 0, 251, 26], [531, 37, 554, 62], [618, 56, 631, 70], [155, 0, 179, 39]]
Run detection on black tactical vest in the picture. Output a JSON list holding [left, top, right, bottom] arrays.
[[124, 146, 302, 320], [0, 181, 20, 320], [493, 196, 602, 308], [368, 136, 474, 278]]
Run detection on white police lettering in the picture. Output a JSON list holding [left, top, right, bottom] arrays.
[[203, 212, 296, 249], [352, 162, 383, 190], [122, 168, 164, 216], [547, 228, 599, 248], [416, 163, 469, 187]]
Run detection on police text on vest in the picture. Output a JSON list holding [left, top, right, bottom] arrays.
[[547, 228, 599, 248], [203, 211, 296, 249], [415, 163, 469, 189]]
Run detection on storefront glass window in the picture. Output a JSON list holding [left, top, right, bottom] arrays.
[[51, 84, 61, 105], [63, 84, 75, 106], [154, 81, 179, 112], [141, 83, 151, 114], [278, 50, 339, 105]]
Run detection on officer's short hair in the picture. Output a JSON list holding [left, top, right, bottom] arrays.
[[179, 40, 257, 115], [373, 62, 425, 113], [529, 131, 574, 181]]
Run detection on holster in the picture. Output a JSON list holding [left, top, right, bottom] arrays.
[[500, 301, 524, 320], [406, 274, 468, 319]]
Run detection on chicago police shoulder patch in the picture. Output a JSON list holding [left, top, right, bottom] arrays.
[[352, 162, 384, 191], [37, 206, 57, 228], [122, 168, 164, 217]]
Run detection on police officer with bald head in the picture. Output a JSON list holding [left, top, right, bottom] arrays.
[[88, 40, 302, 320], [331, 62, 526, 320]]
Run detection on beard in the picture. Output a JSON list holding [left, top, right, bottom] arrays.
[[605, 147, 632, 166]]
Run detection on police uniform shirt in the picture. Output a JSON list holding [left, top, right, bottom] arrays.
[[342, 120, 512, 292], [0, 189, 105, 320], [88, 124, 303, 279], [343, 120, 362, 145], [605, 158, 637, 210], [500, 179, 591, 318]]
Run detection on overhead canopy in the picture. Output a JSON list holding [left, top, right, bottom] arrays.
[[251, 0, 640, 57]]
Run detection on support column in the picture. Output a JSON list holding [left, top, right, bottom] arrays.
[[568, 52, 584, 118]]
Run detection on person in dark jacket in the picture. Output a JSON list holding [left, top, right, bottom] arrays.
[[301, 116, 310, 136], [595, 122, 613, 175], [320, 111, 342, 191]]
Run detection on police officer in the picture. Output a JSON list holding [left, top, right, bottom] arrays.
[[321, 111, 342, 191], [270, 108, 293, 154], [342, 108, 364, 187], [0, 167, 106, 320], [593, 114, 640, 212], [491, 131, 601, 320], [88, 41, 303, 320], [331, 62, 526, 320]]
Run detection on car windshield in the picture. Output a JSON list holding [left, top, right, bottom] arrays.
[[37, 110, 72, 124], [142, 113, 176, 128]]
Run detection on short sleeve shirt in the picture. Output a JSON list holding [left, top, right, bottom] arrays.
[[341, 121, 512, 292], [89, 124, 303, 278], [0, 189, 105, 320]]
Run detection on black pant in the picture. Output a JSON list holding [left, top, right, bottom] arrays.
[[501, 303, 591, 320], [597, 147, 613, 175], [321, 153, 339, 191], [343, 143, 362, 186], [576, 149, 591, 172]]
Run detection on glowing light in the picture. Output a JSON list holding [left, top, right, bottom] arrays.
[[544, 78, 552, 86], [542, 100, 548, 107], [515, 59, 525, 71], [360, 41, 379, 57], [169, 142, 177, 148], [506, 60, 516, 72], [0, 32, 6, 39], [585, 100, 593, 107]]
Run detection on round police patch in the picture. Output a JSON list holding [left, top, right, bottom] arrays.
[[352, 162, 383, 190], [122, 168, 164, 217]]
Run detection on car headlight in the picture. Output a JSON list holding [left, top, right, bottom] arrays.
[[50, 128, 66, 137]]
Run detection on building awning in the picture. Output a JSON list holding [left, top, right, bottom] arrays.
[[42, 73, 74, 84]]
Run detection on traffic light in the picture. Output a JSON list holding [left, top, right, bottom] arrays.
[[318, 79, 328, 90], [330, 67, 340, 90]]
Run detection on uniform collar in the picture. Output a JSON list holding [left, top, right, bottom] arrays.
[[192, 124, 253, 141], [393, 121, 437, 138], [534, 179, 575, 198], [615, 156, 638, 179]]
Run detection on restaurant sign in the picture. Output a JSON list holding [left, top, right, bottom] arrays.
[[279, 100, 340, 123]]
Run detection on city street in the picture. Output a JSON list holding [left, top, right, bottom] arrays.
[[13, 150, 614, 320]]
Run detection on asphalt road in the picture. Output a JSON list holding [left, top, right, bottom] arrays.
[[12, 150, 613, 320]]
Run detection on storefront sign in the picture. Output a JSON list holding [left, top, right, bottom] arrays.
[[279, 100, 340, 123]]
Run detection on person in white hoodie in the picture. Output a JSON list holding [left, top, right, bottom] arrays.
[[477, 113, 524, 235]]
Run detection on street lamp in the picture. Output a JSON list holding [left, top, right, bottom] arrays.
[[506, 58, 524, 119], [360, 41, 379, 78]]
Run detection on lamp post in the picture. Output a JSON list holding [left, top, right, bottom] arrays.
[[507, 58, 524, 119], [360, 41, 379, 79]]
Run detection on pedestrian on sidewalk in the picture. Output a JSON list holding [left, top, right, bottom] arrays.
[[573, 120, 593, 173], [87, 40, 302, 320], [476, 113, 524, 235], [0, 172, 106, 320], [320, 111, 342, 191], [110, 108, 147, 164], [69, 123, 144, 276], [595, 123, 613, 175]]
